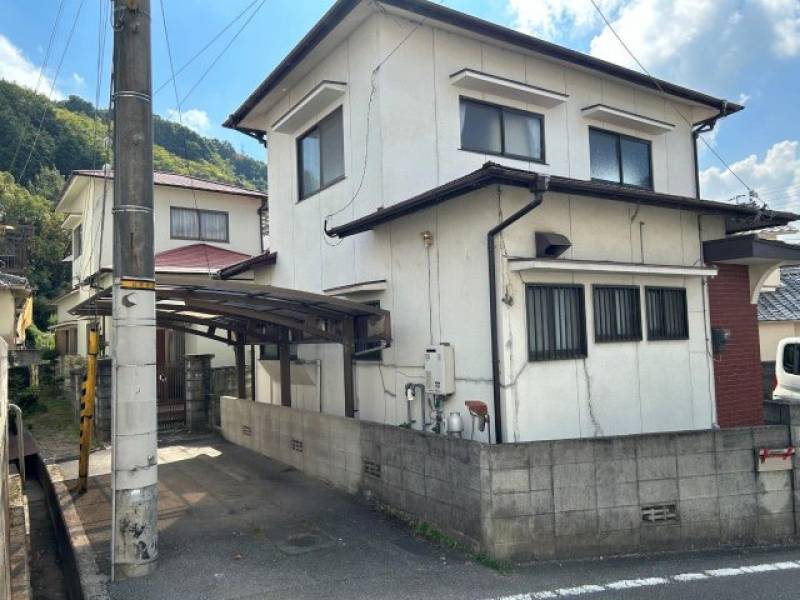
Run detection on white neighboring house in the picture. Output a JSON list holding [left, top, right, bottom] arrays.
[[221, 0, 795, 442], [53, 170, 267, 367]]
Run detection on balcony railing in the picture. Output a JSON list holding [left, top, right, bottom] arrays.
[[0, 225, 32, 275]]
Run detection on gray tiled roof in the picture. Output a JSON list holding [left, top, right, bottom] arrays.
[[758, 266, 800, 321], [0, 271, 29, 289]]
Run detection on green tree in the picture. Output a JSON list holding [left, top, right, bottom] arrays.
[[0, 171, 69, 302], [27, 165, 66, 204]]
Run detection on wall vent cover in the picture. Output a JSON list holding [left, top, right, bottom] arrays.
[[241, 425, 252, 437], [291, 439, 304, 453], [641, 503, 678, 523], [363, 459, 381, 478]]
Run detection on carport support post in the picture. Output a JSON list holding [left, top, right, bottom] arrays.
[[343, 320, 355, 418], [235, 340, 246, 399], [279, 331, 291, 407], [110, 0, 158, 580]]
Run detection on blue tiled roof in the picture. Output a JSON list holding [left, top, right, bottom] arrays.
[[758, 266, 800, 321]]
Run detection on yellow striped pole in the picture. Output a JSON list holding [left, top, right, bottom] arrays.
[[77, 325, 99, 493]]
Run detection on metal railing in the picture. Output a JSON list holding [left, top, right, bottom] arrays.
[[0, 225, 32, 275], [9, 404, 25, 484]]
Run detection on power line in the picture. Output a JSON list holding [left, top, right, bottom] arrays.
[[323, 11, 426, 244], [7, 0, 66, 175], [178, 0, 267, 106], [17, 0, 85, 183], [159, 0, 212, 278], [153, 0, 261, 97], [586, 0, 754, 196]]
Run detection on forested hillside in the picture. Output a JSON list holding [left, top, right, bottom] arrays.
[[0, 80, 266, 190], [0, 79, 266, 329]]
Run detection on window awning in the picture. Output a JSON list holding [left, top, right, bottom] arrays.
[[69, 275, 391, 348]]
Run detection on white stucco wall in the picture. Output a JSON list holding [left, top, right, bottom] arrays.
[[64, 178, 263, 284], [241, 9, 728, 441], [0, 290, 16, 347]]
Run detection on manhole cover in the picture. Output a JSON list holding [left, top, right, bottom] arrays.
[[286, 533, 319, 548], [276, 531, 333, 555]]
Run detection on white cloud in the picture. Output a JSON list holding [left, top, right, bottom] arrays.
[[507, 0, 622, 41], [508, 0, 800, 88], [737, 92, 751, 106], [700, 140, 800, 213], [71, 72, 85, 87], [758, 0, 800, 57], [166, 108, 211, 134], [0, 34, 64, 99]]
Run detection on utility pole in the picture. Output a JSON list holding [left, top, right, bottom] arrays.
[[111, 0, 158, 579]]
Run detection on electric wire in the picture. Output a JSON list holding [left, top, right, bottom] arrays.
[[322, 10, 426, 246], [159, 0, 213, 278], [178, 0, 268, 106], [153, 0, 261, 96], [17, 0, 85, 183], [7, 0, 66, 175], [586, 0, 755, 197]]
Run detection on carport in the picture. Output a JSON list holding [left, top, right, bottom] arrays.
[[69, 275, 392, 417]]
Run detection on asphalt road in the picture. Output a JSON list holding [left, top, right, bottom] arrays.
[[59, 438, 800, 600]]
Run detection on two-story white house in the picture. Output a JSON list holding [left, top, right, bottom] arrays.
[[53, 169, 267, 369], [221, 0, 796, 443]]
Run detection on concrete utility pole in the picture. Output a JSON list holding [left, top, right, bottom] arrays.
[[111, 0, 158, 579]]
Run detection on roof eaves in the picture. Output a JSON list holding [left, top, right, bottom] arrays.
[[218, 251, 278, 279], [224, 0, 742, 133], [325, 163, 797, 239]]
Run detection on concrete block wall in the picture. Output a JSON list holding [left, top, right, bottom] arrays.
[[221, 397, 798, 562], [482, 427, 796, 561]]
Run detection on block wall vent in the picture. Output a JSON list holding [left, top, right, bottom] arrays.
[[363, 459, 381, 479], [291, 439, 304, 453], [241, 425, 252, 437], [641, 503, 678, 523]]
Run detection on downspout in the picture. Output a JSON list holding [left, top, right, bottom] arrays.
[[487, 174, 549, 444], [692, 101, 729, 199]]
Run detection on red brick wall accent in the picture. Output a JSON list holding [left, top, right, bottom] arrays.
[[707, 263, 764, 427]]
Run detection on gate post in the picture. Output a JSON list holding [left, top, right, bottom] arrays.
[[94, 358, 113, 442], [184, 354, 213, 432]]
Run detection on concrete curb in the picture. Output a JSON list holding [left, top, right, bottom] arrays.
[[43, 462, 110, 600]]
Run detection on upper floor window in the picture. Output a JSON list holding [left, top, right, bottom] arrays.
[[298, 107, 344, 200], [589, 128, 652, 188], [73, 224, 82, 258], [459, 97, 544, 162], [170, 207, 229, 243]]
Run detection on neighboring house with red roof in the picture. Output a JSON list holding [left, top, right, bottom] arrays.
[[53, 169, 267, 367]]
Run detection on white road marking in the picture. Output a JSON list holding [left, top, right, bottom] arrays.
[[555, 585, 606, 595], [485, 560, 800, 600], [672, 572, 708, 582]]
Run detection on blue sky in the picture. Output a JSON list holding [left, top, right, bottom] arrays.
[[1, 0, 799, 211]]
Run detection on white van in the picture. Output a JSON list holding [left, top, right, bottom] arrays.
[[773, 337, 800, 401]]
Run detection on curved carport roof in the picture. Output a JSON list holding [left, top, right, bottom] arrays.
[[70, 275, 391, 417]]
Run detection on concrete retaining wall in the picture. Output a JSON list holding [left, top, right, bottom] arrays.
[[0, 338, 10, 599], [221, 396, 799, 561]]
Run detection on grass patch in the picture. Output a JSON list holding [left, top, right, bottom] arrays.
[[413, 520, 511, 574]]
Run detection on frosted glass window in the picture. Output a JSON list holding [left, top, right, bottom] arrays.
[[298, 107, 344, 199], [199, 211, 228, 242], [590, 128, 652, 188], [590, 129, 620, 182], [621, 138, 651, 187]]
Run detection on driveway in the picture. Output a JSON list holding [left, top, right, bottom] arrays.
[[57, 435, 800, 600]]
